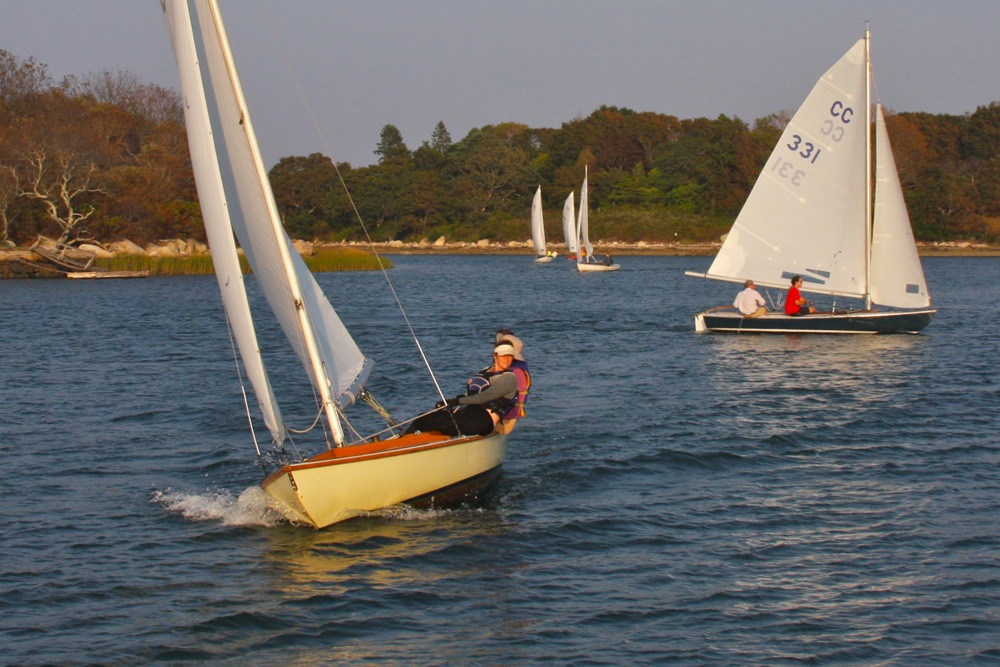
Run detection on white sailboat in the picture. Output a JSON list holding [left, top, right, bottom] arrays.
[[576, 168, 620, 272], [531, 186, 555, 263], [562, 191, 578, 259], [687, 29, 934, 334], [162, 0, 509, 529]]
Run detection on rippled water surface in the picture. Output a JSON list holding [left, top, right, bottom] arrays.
[[2, 255, 998, 665]]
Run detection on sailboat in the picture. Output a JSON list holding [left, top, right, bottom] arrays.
[[162, 0, 509, 529], [576, 168, 620, 272], [687, 29, 935, 334], [530, 186, 555, 263], [562, 191, 578, 260]]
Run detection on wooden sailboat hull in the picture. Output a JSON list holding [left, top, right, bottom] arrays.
[[577, 262, 620, 272], [695, 309, 936, 334], [262, 431, 508, 528]]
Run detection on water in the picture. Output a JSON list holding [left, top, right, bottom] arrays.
[[2, 255, 998, 665]]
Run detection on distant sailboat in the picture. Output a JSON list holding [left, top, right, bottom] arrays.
[[562, 191, 578, 260], [575, 167, 620, 272], [163, 0, 511, 529], [531, 186, 555, 263], [687, 29, 934, 333]]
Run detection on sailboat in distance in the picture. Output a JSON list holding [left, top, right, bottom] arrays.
[[162, 0, 511, 529], [686, 29, 934, 334], [576, 167, 620, 272], [531, 186, 555, 262], [562, 191, 578, 260]]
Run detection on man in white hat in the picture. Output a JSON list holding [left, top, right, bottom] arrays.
[[493, 328, 530, 432], [405, 341, 520, 436]]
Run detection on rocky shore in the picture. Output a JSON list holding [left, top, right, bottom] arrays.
[[2, 236, 997, 278], [347, 237, 1000, 258]]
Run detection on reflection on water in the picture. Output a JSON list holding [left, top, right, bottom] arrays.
[[698, 334, 933, 438], [261, 508, 515, 593]]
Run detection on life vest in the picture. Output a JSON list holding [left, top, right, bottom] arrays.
[[503, 361, 531, 422]]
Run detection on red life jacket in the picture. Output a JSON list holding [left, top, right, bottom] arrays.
[[504, 361, 531, 422]]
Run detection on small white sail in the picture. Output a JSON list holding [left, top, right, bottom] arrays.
[[562, 192, 578, 256], [530, 186, 546, 257], [870, 105, 931, 308], [577, 168, 594, 263], [704, 39, 869, 297]]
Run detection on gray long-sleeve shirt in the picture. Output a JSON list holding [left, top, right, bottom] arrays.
[[457, 371, 516, 406]]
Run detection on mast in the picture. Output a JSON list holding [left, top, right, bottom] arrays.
[[206, 0, 346, 446], [864, 26, 873, 310]]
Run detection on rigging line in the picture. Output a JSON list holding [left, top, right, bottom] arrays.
[[222, 307, 265, 463], [254, 1, 450, 407]]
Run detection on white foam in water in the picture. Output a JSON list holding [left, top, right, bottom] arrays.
[[153, 486, 287, 527]]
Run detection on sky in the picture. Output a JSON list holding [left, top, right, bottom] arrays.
[[1, 1, 997, 169]]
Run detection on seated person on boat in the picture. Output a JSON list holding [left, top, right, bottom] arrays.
[[405, 341, 524, 437], [785, 276, 816, 316], [734, 279, 768, 318]]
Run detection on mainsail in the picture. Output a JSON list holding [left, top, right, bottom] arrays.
[[164, 0, 372, 446], [530, 186, 546, 257], [562, 192, 578, 256], [703, 38, 869, 298], [577, 168, 594, 262]]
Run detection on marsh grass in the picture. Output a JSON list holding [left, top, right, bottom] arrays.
[[93, 247, 391, 275]]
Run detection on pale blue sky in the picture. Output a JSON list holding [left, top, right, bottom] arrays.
[[1, 1, 997, 168]]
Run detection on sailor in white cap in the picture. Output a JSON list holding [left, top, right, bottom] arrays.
[[405, 340, 520, 437]]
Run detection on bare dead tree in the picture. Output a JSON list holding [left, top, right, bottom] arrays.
[[20, 151, 105, 244]]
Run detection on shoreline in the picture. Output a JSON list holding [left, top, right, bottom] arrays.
[[354, 241, 1000, 258], [3, 241, 998, 279]]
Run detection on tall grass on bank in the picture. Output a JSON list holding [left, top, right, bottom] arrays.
[[93, 247, 391, 275]]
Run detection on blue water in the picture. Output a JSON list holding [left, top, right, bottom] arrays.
[[2, 255, 998, 665]]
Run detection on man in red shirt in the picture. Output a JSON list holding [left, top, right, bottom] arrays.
[[785, 275, 817, 316]]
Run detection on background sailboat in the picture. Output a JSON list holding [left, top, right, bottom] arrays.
[[531, 186, 555, 263], [562, 191, 578, 260], [163, 0, 509, 529], [575, 168, 620, 272], [687, 29, 934, 333]]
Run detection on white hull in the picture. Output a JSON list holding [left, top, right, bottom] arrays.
[[577, 262, 620, 272], [263, 431, 507, 528], [533, 255, 555, 263]]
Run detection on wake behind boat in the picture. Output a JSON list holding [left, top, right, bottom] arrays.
[[163, 0, 514, 529], [687, 29, 934, 334]]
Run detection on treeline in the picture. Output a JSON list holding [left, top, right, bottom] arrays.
[[1, 49, 998, 248]]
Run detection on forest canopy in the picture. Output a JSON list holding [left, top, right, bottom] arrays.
[[1, 49, 997, 248]]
